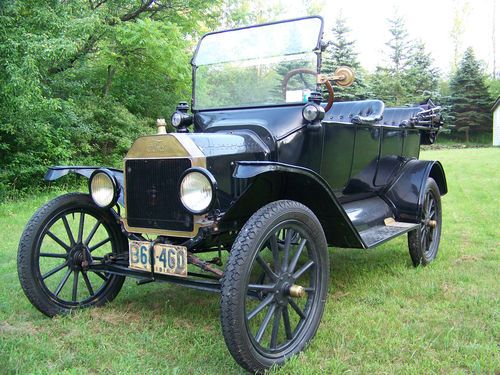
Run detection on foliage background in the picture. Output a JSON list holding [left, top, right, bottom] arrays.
[[0, 0, 498, 198]]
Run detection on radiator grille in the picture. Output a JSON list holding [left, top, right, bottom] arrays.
[[125, 158, 193, 232]]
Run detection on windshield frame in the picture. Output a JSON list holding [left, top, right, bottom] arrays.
[[190, 16, 324, 112]]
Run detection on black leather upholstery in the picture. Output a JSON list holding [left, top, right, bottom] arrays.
[[324, 100, 385, 124], [376, 107, 422, 127]]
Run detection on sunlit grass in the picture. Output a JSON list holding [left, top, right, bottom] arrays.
[[0, 148, 498, 374]]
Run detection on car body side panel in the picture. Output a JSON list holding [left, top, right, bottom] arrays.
[[277, 126, 324, 173], [320, 123, 355, 191], [221, 161, 365, 248], [344, 124, 381, 196], [374, 128, 405, 186], [402, 129, 421, 158]]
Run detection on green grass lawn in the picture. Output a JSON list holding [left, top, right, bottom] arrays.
[[1, 148, 499, 374]]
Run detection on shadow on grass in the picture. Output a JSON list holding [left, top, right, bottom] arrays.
[[109, 239, 413, 322]]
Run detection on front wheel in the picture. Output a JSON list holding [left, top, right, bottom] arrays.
[[408, 178, 442, 266], [18, 193, 127, 317], [221, 200, 329, 373]]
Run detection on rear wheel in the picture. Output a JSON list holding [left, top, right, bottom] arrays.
[[18, 193, 127, 317], [221, 200, 329, 373], [408, 178, 442, 266]]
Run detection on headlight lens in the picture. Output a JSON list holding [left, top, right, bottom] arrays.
[[90, 172, 116, 208], [171, 112, 182, 127], [180, 171, 214, 214], [303, 104, 319, 122]]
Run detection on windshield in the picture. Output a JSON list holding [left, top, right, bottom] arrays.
[[192, 17, 323, 110]]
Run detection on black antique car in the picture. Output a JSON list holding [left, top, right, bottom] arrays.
[[18, 16, 446, 373]]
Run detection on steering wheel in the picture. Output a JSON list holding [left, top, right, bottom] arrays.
[[281, 68, 335, 112]]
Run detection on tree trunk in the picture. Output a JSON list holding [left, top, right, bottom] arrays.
[[103, 65, 115, 96]]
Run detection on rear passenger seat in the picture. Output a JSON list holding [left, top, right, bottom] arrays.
[[376, 107, 422, 127], [324, 100, 384, 124]]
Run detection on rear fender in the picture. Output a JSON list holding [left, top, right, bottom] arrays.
[[219, 161, 364, 248], [383, 160, 447, 223], [44, 166, 124, 206]]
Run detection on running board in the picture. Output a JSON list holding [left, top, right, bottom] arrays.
[[359, 220, 419, 248]]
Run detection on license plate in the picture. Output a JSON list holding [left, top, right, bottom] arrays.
[[128, 241, 188, 277]]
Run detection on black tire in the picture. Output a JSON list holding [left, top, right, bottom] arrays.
[[18, 193, 127, 317], [408, 178, 442, 266], [221, 200, 329, 373]]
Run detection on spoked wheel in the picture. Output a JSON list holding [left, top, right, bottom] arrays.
[[408, 178, 442, 266], [18, 193, 126, 316], [221, 200, 329, 373]]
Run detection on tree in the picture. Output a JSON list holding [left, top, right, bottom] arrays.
[[385, 14, 412, 74], [404, 41, 440, 102], [448, 47, 493, 132], [450, 0, 470, 72], [322, 14, 371, 101], [369, 14, 414, 106], [0, 0, 226, 196]]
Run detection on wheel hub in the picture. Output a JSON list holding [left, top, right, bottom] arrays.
[[272, 273, 304, 305], [68, 243, 92, 270]]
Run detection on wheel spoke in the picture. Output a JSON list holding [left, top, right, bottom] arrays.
[[61, 215, 76, 246], [247, 284, 275, 293], [46, 231, 70, 252], [42, 261, 68, 280], [54, 268, 72, 296], [270, 306, 282, 349], [256, 254, 277, 281], [85, 220, 101, 246], [282, 229, 293, 272], [255, 304, 276, 343], [82, 271, 95, 296], [282, 305, 293, 340], [293, 260, 314, 280], [77, 213, 85, 243], [257, 271, 266, 285], [39, 253, 67, 259], [421, 230, 428, 250], [288, 297, 306, 319], [89, 237, 110, 253], [247, 294, 274, 320], [72, 270, 79, 302], [288, 238, 307, 273], [269, 234, 280, 273], [427, 227, 434, 243], [92, 271, 109, 281]]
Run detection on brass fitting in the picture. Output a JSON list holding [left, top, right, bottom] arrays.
[[156, 118, 167, 135], [289, 284, 306, 298], [317, 66, 355, 87]]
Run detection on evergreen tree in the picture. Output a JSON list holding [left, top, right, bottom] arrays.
[[448, 47, 493, 132], [369, 14, 441, 107], [369, 14, 414, 106], [404, 41, 440, 102], [385, 15, 412, 74], [322, 14, 371, 101]]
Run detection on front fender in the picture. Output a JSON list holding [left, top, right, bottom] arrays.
[[44, 166, 124, 206], [218, 161, 364, 248]]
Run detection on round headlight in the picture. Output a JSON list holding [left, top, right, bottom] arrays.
[[171, 112, 182, 128], [179, 170, 215, 214], [303, 104, 319, 122], [89, 171, 117, 208]]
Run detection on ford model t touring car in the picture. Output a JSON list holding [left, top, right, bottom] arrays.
[[18, 16, 446, 373]]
